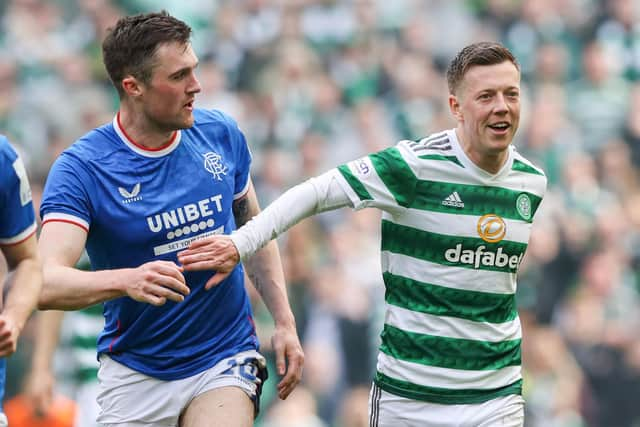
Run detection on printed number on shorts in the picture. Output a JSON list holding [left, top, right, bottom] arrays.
[[222, 358, 258, 381]]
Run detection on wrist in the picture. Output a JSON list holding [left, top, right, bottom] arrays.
[[273, 315, 297, 331], [228, 233, 245, 260]]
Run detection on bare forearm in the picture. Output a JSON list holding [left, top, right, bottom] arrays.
[[244, 242, 295, 327], [3, 257, 42, 332], [39, 264, 128, 310], [30, 310, 64, 371]]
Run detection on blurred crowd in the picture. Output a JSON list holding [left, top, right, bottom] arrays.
[[2, 0, 640, 426]]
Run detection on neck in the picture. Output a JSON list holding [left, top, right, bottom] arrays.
[[117, 107, 176, 150], [455, 128, 508, 174]]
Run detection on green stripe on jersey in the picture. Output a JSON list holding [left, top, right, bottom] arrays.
[[375, 373, 522, 404], [412, 181, 542, 221], [512, 159, 544, 176], [370, 147, 417, 207], [383, 272, 517, 323], [379, 324, 521, 371], [365, 148, 542, 221], [381, 220, 527, 274], [337, 164, 373, 201], [417, 154, 464, 168]]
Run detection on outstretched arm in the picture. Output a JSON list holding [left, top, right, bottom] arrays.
[[178, 169, 350, 285]]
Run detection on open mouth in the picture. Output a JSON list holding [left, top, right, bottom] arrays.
[[488, 122, 510, 132]]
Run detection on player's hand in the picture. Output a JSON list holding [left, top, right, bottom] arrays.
[[271, 323, 304, 400], [177, 236, 240, 289], [125, 261, 189, 306], [0, 316, 20, 357], [25, 366, 55, 418]]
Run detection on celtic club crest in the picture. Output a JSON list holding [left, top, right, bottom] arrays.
[[516, 193, 532, 220], [203, 152, 227, 181]]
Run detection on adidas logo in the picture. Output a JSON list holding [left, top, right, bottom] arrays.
[[442, 191, 464, 208]]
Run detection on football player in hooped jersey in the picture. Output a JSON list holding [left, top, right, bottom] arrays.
[[0, 136, 42, 427], [38, 11, 303, 427], [179, 42, 547, 427]]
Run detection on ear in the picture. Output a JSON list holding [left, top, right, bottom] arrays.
[[122, 76, 143, 98], [448, 94, 463, 121]]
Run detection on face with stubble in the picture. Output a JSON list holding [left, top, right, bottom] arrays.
[[136, 41, 202, 132]]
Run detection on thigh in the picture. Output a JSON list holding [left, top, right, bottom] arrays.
[[179, 386, 253, 427], [179, 351, 267, 427]]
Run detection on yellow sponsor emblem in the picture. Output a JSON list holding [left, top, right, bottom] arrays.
[[477, 214, 506, 243]]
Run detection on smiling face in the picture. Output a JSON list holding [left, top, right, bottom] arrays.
[[126, 41, 201, 132], [449, 60, 521, 173]]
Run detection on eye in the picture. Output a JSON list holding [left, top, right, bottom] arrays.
[[478, 93, 491, 101], [172, 70, 188, 80]]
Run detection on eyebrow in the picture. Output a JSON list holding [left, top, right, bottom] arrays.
[[168, 62, 199, 78]]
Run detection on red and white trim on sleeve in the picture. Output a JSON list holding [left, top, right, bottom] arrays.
[[41, 213, 90, 232], [0, 222, 37, 246]]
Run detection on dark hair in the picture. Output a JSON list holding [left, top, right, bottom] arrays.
[[446, 42, 519, 95], [102, 10, 192, 97]]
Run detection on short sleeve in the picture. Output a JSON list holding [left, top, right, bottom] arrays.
[[40, 151, 93, 231], [333, 143, 417, 213], [0, 140, 36, 244]]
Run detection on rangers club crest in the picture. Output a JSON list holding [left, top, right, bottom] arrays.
[[204, 152, 227, 181]]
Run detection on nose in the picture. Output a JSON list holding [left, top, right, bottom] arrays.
[[188, 72, 202, 94], [493, 93, 508, 114]]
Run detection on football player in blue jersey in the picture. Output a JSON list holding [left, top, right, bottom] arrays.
[[38, 11, 303, 427], [0, 135, 42, 427]]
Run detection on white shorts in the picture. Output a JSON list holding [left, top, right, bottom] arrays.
[[0, 413, 6, 427], [97, 350, 267, 426], [368, 383, 524, 427]]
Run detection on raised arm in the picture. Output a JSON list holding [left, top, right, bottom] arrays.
[[0, 233, 42, 357], [38, 221, 190, 310]]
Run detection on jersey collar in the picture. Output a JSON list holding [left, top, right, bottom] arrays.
[[448, 129, 514, 181], [113, 113, 182, 158]]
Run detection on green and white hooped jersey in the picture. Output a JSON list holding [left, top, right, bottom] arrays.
[[334, 129, 546, 405], [68, 304, 103, 384]]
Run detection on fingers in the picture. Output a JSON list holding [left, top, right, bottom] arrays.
[[150, 273, 190, 302], [0, 337, 17, 357], [127, 261, 189, 305], [204, 271, 232, 290], [272, 332, 304, 400], [177, 236, 240, 272], [277, 354, 303, 400]]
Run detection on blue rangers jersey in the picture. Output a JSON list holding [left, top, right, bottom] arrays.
[[40, 109, 259, 380], [0, 135, 37, 409]]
